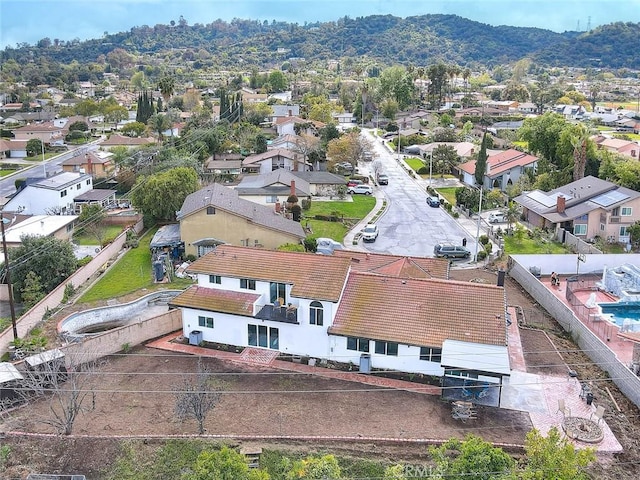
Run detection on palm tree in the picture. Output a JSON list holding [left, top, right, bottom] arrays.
[[157, 76, 175, 109], [504, 201, 522, 232]]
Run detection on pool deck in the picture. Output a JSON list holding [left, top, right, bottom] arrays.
[[543, 276, 636, 366]]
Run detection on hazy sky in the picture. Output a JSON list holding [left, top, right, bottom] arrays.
[[1, 0, 639, 48]]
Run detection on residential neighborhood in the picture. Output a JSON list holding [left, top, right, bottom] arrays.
[[1, 4, 640, 479]]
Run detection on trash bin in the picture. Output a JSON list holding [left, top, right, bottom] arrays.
[[462, 238, 467, 247], [586, 392, 594, 405], [359, 354, 371, 373]]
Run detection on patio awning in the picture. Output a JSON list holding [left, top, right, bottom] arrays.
[[441, 339, 511, 377]]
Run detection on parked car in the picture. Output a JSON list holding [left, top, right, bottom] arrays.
[[427, 196, 441, 207], [433, 243, 471, 259], [347, 184, 373, 195], [361, 224, 379, 242], [347, 179, 364, 188], [376, 173, 389, 185], [488, 212, 507, 223]]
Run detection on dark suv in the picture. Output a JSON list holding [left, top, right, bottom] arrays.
[[433, 243, 471, 259]]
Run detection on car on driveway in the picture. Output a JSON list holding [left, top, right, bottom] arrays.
[[488, 212, 507, 223], [347, 179, 363, 188], [348, 184, 373, 195], [427, 196, 441, 207], [361, 224, 379, 242], [433, 243, 471, 259]]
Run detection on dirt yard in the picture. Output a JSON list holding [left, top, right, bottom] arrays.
[[2, 265, 640, 479]]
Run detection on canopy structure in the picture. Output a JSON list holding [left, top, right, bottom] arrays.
[[440, 339, 510, 407]]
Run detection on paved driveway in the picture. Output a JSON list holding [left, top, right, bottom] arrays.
[[359, 132, 478, 260]]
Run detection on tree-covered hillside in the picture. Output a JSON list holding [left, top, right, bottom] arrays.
[[2, 14, 638, 70]]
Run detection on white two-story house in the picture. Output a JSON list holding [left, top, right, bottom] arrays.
[[3, 172, 93, 215], [170, 246, 511, 406]]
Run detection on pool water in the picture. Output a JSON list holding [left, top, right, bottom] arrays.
[[599, 302, 640, 332]]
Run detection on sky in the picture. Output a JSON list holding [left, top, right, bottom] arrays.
[[1, 0, 639, 49]]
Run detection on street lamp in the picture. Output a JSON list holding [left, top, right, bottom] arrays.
[[428, 149, 433, 187], [473, 186, 484, 263], [0, 214, 18, 340]]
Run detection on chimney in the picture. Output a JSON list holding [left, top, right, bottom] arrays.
[[557, 195, 566, 214], [85, 153, 93, 175], [290, 180, 296, 196]]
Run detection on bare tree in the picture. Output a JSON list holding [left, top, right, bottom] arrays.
[[19, 351, 105, 435], [174, 358, 221, 434]]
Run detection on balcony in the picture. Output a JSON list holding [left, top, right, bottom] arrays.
[[255, 304, 299, 324], [610, 216, 621, 223]]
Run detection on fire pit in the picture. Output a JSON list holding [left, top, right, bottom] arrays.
[[562, 416, 604, 443]]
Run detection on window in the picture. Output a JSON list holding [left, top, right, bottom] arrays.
[[445, 369, 478, 379], [76, 183, 81, 190], [270, 282, 286, 304], [248, 324, 279, 350], [66, 223, 74, 232], [309, 301, 323, 326], [86, 179, 91, 185], [620, 226, 629, 237], [612, 207, 619, 216], [419, 347, 442, 362], [266, 195, 278, 203], [197, 245, 215, 257], [573, 224, 587, 236], [240, 278, 256, 290], [60, 190, 67, 198], [600, 223, 605, 231], [375, 341, 398, 356], [346, 337, 369, 352], [209, 275, 221, 284], [198, 316, 214, 328], [206, 206, 216, 215], [621, 207, 632, 216]]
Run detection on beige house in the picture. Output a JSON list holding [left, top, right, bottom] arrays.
[[514, 176, 640, 244], [178, 183, 306, 257], [62, 150, 116, 177]]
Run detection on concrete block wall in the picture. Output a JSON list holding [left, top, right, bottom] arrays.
[[510, 260, 640, 408], [0, 221, 143, 354], [63, 309, 182, 365]]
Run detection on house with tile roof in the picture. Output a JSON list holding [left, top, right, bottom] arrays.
[[458, 149, 538, 191], [234, 170, 311, 205], [100, 134, 157, 150], [592, 136, 640, 159], [513, 175, 640, 243], [177, 183, 306, 257], [61, 150, 116, 177], [242, 148, 310, 174], [170, 245, 511, 405]]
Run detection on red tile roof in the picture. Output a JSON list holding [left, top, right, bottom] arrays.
[[459, 149, 538, 177], [329, 273, 507, 348], [170, 285, 260, 316], [333, 250, 449, 279], [187, 245, 352, 302]]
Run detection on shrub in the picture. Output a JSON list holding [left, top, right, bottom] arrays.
[[301, 198, 312, 210], [303, 237, 317, 252], [185, 254, 197, 262], [62, 283, 75, 303], [479, 235, 489, 245], [78, 255, 93, 267], [417, 166, 429, 174], [484, 243, 493, 254], [286, 194, 299, 204], [477, 250, 488, 261]]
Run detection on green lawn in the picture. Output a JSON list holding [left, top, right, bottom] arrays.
[[0, 169, 16, 177], [435, 187, 459, 205], [73, 225, 124, 246], [503, 234, 569, 254], [303, 196, 376, 242], [305, 195, 376, 219], [78, 227, 192, 303], [404, 157, 425, 171]]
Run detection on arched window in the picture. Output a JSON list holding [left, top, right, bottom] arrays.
[[309, 301, 323, 326]]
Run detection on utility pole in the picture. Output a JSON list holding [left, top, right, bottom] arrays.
[[0, 214, 18, 340]]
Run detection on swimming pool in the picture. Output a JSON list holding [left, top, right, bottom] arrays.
[[599, 301, 640, 332]]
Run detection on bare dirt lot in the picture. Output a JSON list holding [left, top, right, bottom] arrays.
[[2, 266, 640, 479]]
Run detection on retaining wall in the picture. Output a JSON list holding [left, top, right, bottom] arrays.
[[63, 309, 182, 364], [509, 258, 640, 408], [0, 219, 143, 354]]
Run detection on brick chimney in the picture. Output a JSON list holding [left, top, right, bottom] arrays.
[[557, 195, 566, 213], [290, 180, 296, 196], [85, 153, 93, 175]]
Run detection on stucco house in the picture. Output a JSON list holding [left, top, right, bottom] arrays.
[[170, 245, 510, 406], [61, 150, 116, 177], [592, 136, 640, 159], [234, 171, 310, 205], [3, 172, 94, 215], [177, 183, 306, 258], [242, 148, 309, 174], [514, 176, 640, 244], [2, 214, 78, 248], [100, 134, 156, 150], [458, 149, 538, 191], [0, 139, 28, 159], [274, 116, 325, 136]]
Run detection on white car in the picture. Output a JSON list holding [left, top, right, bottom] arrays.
[[361, 224, 379, 242], [488, 212, 507, 224], [347, 184, 373, 195]]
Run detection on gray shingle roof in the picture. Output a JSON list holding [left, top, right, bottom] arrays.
[[178, 183, 305, 239]]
